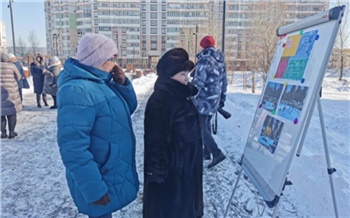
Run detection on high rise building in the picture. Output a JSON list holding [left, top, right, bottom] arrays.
[[44, 0, 328, 68], [0, 21, 8, 54]]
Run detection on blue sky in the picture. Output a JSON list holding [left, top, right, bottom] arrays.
[[1, 0, 46, 47]]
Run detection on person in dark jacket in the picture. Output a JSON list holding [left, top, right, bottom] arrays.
[[43, 56, 62, 109], [192, 35, 228, 169], [143, 48, 203, 218], [1, 52, 23, 139], [30, 54, 48, 108], [57, 33, 139, 218], [8, 53, 25, 102]]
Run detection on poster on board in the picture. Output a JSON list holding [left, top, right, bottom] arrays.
[[261, 82, 284, 113], [277, 85, 309, 123], [257, 115, 284, 154], [275, 30, 318, 80]]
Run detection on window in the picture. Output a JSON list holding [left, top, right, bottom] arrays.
[[151, 4, 157, 11], [151, 28, 157, 34], [151, 12, 157, 19], [151, 20, 157, 26]]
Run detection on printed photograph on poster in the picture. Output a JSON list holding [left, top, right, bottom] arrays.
[[277, 84, 309, 122], [258, 115, 284, 154], [261, 82, 284, 112]]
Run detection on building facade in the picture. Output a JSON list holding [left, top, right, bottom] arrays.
[[44, 0, 328, 68], [0, 21, 8, 54]]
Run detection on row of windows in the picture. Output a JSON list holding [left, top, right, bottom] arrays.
[[167, 11, 208, 17], [98, 10, 139, 16], [98, 3, 139, 8], [168, 3, 206, 10], [98, 19, 140, 24]]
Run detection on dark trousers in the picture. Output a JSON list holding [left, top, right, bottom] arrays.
[[36, 93, 48, 106], [200, 115, 221, 157], [19, 88, 23, 102], [52, 95, 57, 107], [1, 114, 17, 133]]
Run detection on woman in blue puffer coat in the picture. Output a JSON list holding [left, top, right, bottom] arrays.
[[56, 33, 139, 218]]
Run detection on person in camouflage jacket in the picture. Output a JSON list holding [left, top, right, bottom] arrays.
[[192, 35, 228, 169]]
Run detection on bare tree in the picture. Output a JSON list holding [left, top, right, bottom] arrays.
[[245, 0, 288, 92], [16, 35, 27, 57], [332, 1, 350, 81], [27, 30, 40, 56]]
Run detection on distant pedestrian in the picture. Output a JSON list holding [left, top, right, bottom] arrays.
[[1, 52, 23, 139], [30, 54, 48, 108], [8, 53, 25, 102], [192, 35, 228, 169], [43, 56, 61, 109], [56, 33, 139, 218], [143, 48, 204, 218]]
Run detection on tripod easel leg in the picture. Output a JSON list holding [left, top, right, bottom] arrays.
[[316, 97, 339, 218], [224, 167, 243, 218]]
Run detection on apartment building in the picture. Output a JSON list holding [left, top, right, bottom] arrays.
[[44, 0, 328, 68], [0, 21, 8, 54]]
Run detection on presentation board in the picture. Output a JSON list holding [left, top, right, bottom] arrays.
[[241, 6, 345, 207]]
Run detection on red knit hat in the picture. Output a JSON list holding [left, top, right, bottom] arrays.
[[200, 35, 215, 48]]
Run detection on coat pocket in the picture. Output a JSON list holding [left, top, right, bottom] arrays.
[[99, 142, 119, 184]]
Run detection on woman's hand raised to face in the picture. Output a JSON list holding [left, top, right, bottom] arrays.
[[110, 65, 126, 85]]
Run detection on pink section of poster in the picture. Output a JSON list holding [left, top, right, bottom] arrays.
[[275, 57, 289, 78]]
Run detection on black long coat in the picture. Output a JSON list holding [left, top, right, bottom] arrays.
[[143, 77, 203, 218], [30, 62, 45, 94]]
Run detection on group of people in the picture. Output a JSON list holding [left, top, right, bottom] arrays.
[[0, 52, 61, 139], [56, 33, 228, 218], [30, 54, 62, 109]]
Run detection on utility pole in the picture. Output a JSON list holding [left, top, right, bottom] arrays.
[[194, 25, 198, 61], [8, 0, 16, 55], [222, 0, 226, 53]]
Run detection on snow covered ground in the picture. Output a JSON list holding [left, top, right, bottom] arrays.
[[1, 69, 349, 218]]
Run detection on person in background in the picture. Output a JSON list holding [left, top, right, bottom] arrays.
[[30, 54, 48, 108], [191, 35, 228, 169], [143, 48, 203, 218], [1, 52, 23, 139], [8, 53, 25, 102], [56, 33, 139, 218], [43, 56, 62, 109]]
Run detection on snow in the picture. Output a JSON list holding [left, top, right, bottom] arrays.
[[1, 69, 349, 218]]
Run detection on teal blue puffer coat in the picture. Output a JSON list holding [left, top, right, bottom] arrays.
[[56, 58, 139, 217]]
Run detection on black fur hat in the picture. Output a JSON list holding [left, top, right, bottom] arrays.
[[156, 48, 194, 78]]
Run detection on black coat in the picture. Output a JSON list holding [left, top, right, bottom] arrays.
[[30, 62, 45, 94], [143, 77, 203, 218]]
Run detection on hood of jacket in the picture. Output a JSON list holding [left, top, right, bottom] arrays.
[[196, 47, 225, 64], [57, 58, 112, 87]]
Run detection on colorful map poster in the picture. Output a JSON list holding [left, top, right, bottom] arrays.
[[275, 30, 318, 80]]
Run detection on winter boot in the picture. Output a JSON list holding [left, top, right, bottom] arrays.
[[50, 95, 57, 109], [1, 132, 7, 138], [207, 151, 226, 169], [8, 131, 18, 139], [37, 104, 42, 108]]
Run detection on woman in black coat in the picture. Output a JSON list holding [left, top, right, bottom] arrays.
[[30, 54, 48, 108], [143, 48, 203, 218]]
